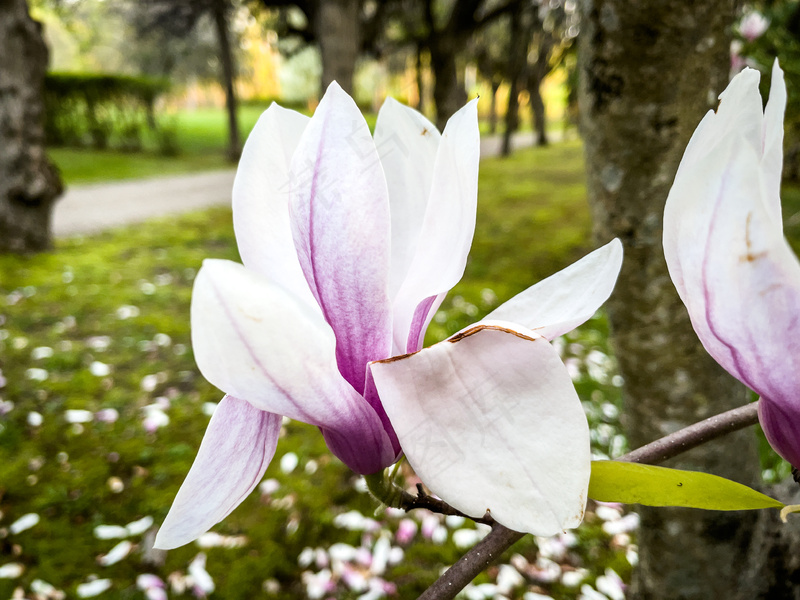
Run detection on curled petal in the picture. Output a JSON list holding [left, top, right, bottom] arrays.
[[154, 396, 281, 550], [191, 259, 395, 472], [392, 99, 480, 353], [289, 82, 393, 392], [232, 104, 316, 309], [483, 239, 623, 339], [370, 323, 590, 535]]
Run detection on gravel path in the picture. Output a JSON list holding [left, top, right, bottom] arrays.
[[52, 132, 542, 238]]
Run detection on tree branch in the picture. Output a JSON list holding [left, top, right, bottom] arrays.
[[417, 401, 762, 599]]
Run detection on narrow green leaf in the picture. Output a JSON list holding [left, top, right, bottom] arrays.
[[589, 461, 783, 511]]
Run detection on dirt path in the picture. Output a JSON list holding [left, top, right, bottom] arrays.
[[52, 132, 544, 237]]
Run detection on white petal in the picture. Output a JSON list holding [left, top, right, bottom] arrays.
[[232, 104, 316, 309], [155, 396, 281, 549], [371, 323, 590, 535], [483, 239, 623, 339], [392, 99, 480, 352], [192, 259, 359, 427], [191, 259, 395, 472], [761, 60, 786, 226], [374, 98, 441, 299]]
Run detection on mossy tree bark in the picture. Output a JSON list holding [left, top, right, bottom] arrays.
[[0, 0, 63, 253], [578, 1, 763, 598]]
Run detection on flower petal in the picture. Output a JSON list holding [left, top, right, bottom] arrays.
[[666, 137, 800, 410], [232, 104, 316, 309], [761, 60, 786, 226], [154, 395, 281, 550], [191, 258, 395, 472], [370, 322, 590, 535], [289, 82, 393, 392], [758, 398, 800, 468], [374, 98, 441, 300], [392, 99, 480, 353], [483, 239, 623, 339]]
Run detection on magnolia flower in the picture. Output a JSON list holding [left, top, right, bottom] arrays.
[[738, 10, 769, 42], [155, 82, 623, 549], [663, 61, 800, 467]]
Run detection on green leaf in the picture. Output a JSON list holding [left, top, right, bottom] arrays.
[[589, 461, 784, 511]]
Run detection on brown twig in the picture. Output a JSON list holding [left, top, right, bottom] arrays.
[[417, 401, 762, 600]]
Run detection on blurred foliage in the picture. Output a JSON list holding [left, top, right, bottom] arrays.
[[738, 1, 800, 179], [0, 142, 640, 598], [44, 73, 172, 153]]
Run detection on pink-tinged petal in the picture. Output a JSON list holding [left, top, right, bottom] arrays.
[[667, 137, 800, 410], [154, 395, 281, 550], [289, 82, 392, 392], [392, 100, 480, 353], [371, 323, 590, 535], [232, 104, 317, 310], [374, 98, 441, 300], [483, 239, 623, 339], [761, 60, 786, 226], [758, 398, 800, 468], [190, 259, 396, 472]]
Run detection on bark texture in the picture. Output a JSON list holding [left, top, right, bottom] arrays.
[[578, 1, 762, 598], [0, 0, 63, 253], [316, 0, 360, 94]]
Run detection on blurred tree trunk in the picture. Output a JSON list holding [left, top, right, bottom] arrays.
[[429, 35, 466, 131], [501, 1, 526, 156], [211, 0, 241, 161], [527, 32, 553, 147], [578, 2, 762, 599], [0, 0, 63, 253], [488, 79, 501, 134], [316, 0, 360, 94]]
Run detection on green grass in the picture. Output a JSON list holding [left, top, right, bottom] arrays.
[[0, 142, 632, 599], [48, 105, 380, 185]]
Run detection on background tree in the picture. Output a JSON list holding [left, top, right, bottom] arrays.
[[0, 0, 63, 253], [578, 1, 764, 598], [135, 0, 243, 160]]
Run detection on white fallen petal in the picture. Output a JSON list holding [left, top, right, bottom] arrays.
[[76, 579, 112, 598], [64, 409, 93, 424], [10, 513, 40, 534], [0, 563, 24, 578], [126, 515, 154, 536], [93, 525, 129, 540], [188, 553, 215, 594], [98, 540, 133, 566]]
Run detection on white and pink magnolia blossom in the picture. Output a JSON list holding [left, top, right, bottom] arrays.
[[738, 10, 769, 42], [664, 61, 800, 468], [155, 82, 623, 549]]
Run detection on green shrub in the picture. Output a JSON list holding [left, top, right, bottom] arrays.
[[44, 73, 171, 153]]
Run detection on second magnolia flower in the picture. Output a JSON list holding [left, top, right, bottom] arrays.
[[155, 83, 623, 549]]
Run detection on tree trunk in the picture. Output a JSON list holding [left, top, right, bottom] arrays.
[[501, 6, 526, 156], [488, 79, 501, 134], [578, 2, 762, 599], [0, 0, 63, 253], [429, 36, 466, 132], [527, 71, 548, 146], [316, 0, 360, 95], [211, 0, 241, 162]]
